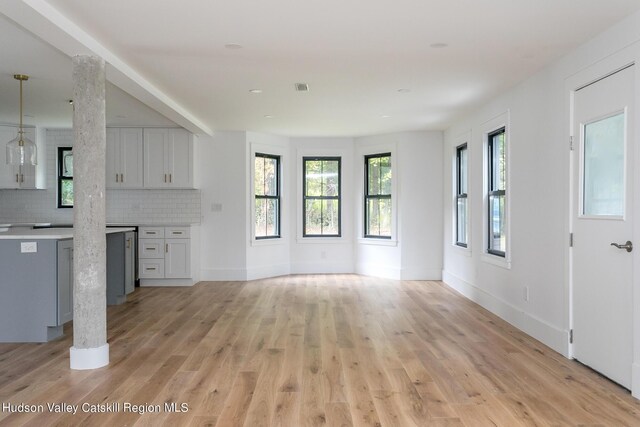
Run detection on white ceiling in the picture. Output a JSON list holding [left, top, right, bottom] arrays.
[[2, 0, 640, 136]]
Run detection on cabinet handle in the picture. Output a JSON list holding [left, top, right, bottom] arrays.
[[172, 231, 181, 235], [146, 267, 156, 271], [116, 173, 119, 183], [169, 174, 172, 183], [147, 231, 156, 235], [15, 174, 19, 183], [120, 173, 124, 182], [126, 238, 131, 249], [20, 174, 24, 183], [147, 247, 156, 251], [164, 174, 167, 183], [166, 243, 169, 253]]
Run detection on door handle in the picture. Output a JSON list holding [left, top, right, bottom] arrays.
[[610, 241, 633, 252]]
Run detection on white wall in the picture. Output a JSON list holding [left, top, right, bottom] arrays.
[[442, 11, 640, 361], [246, 131, 291, 280], [198, 131, 248, 280], [354, 131, 443, 280], [289, 137, 356, 274]]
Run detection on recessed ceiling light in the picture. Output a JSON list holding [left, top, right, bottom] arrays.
[[24, 114, 34, 118], [397, 88, 411, 93], [264, 115, 274, 119], [381, 115, 391, 119], [225, 43, 243, 50], [295, 83, 309, 92], [68, 99, 74, 105], [249, 89, 263, 94], [430, 43, 448, 49]]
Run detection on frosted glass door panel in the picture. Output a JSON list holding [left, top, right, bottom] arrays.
[[583, 112, 625, 216]]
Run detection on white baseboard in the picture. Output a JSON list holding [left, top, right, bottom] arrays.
[[140, 278, 196, 287], [633, 363, 640, 399], [199, 268, 247, 281], [290, 262, 354, 275], [442, 270, 569, 357], [401, 266, 442, 281], [356, 262, 401, 280], [246, 263, 291, 281]]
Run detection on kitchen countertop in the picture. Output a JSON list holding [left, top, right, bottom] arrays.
[[0, 227, 135, 240]]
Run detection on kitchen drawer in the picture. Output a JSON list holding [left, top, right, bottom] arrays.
[[139, 259, 165, 278], [165, 226, 190, 238], [139, 238, 164, 258], [139, 227, 165, 238]]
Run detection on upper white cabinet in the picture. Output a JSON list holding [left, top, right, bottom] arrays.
[[143, 128, 193, 188], [106, 128, 144, 189], [0, 125, 39, 189]]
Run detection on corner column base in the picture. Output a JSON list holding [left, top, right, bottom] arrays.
[[70, 343, 109, 370]]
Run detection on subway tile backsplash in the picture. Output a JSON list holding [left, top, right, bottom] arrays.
[[0, 129, 201, 225]]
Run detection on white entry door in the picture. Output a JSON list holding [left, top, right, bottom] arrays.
[[572, 65, 634, 389]]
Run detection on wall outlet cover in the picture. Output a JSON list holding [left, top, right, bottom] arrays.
[[21, 242, 37, 253]]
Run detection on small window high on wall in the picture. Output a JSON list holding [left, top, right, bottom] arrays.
[[58, 147, 73, 208], [455, 144, 468, 247], [364, 153, 391, 238], [303, 157, 341, 237], [487, 128, 506, 256], [254, 153, 281, 239]]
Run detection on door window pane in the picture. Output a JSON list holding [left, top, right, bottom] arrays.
[[583, 113, 625, 216]]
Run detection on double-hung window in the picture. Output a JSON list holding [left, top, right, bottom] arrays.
[[303, 157, 341, 237], [487, 128, 506, 256], [57, 147, 73, 208], [364, 153, 391, 238], [254, 153, 281, 239], [455, 144, 468, 247]]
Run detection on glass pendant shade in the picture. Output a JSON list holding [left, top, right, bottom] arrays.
[[6, 74, 37, 166], [6, 130, 37, 166]]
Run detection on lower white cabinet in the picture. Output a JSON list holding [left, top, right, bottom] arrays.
[[138, 226, 193, 285]]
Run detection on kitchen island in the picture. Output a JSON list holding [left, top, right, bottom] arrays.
[[0, 227, 135, 342]]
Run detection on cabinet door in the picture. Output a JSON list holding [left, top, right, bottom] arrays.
[[143, 128, 169, 188], [165, 238, 190, 278], [106, 128, 120, 189], [167, 129, 193, 188], [57, 240, 74, 325], [120, 128, 143, 189]]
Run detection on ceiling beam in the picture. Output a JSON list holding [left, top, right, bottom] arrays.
[[0, 0, 213, 136]]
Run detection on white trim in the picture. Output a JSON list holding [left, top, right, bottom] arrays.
[[199, 268, 247, 281], [355, 142, 398, 242], [481, 111, 512, 269], [401, 267, 442, 281], [70, 343, 109, 370], [139, 278, 195, 287], [442, 270, 568, 356], [633, 363, 640, 399], [290, 261, 354, 275], [452, 131, 472, 254], [356, 263, 401, 280], [249, 142, 287, 245], [246, 263, 291, 281], [357, 238, 398, 247], [296, 147, 351, 242]]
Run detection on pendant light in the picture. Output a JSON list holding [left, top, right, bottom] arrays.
[[6, 74, 37, 166]]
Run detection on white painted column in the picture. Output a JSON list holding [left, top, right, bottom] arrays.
[[69, 55, 109, 370]]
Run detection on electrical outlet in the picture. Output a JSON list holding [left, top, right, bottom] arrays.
[[20, 242, 37, 253], [523, 286, 529, 302]]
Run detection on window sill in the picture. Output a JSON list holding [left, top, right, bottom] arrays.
[[296, 237, 351, 244], [481, 252, 511, 269], [250, 237, 286, 247], [451, 243, 472, 257], [357, 238, 398, 247]]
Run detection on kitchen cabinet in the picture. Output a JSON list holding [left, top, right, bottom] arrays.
[[106, 128, 143, 189], [57, 240, 73, 325], [0, 125, 39, 189], [139, 226, 192, 284], [143, 128, 193, 188]]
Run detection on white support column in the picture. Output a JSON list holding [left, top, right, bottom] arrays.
[[69, 55, 109, 370]]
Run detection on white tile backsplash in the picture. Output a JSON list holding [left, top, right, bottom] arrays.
[[0, 129, 201, 225]]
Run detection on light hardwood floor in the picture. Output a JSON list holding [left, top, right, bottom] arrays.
[[1, 275, 639, 426]]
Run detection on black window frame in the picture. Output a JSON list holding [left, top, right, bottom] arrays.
[[254, 152, 281, 240], [455, 144, 468, 247], [57, 146, 73, 208], [364, 152, 392, 239], [487, 127, 506, 257], [303, 156, 342, 237]]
